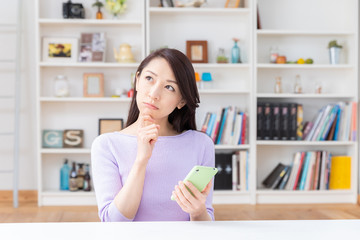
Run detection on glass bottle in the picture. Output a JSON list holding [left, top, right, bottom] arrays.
[[269, 46, 279, 63], [54, 75, 70, 97], [69, 162, 78, 192], [231, 39, 241, 63], [60, 159, 70, 191], [83, 164, 92, 192], [77, 163, 85, 190], [274, 76, 282, 93], [294, 74, 302, 94]]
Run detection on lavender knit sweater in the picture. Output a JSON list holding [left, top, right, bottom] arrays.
[[91, 130, 215, 222]]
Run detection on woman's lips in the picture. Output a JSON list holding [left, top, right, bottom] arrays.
[[144, 102, 159, 110]]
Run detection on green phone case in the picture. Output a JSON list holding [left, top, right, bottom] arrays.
[[171, 165, 218, 201]]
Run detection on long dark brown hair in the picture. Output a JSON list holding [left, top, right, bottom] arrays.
[[125, 48, 200, 132]]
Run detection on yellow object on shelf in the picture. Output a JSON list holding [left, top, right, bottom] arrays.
[[329, 156, 351, 190]]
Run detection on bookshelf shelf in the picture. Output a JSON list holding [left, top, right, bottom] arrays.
[[256, 141, 356, 146], [256, 64, 353, 69], [38, 18, 142, 26], [193, 63, 250, 69], [40, 97, 132, 103], [40, 148, 91, 154], [199, 90, 250, 95], [256, 93, 355, 99], [256, 29, 355, 36], [215, 144, 250, 150], [149, 7, 250, 14], [39, 62, 140, 68]]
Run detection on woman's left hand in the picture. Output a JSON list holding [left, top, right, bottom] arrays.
[[172, 180, 212, 218]]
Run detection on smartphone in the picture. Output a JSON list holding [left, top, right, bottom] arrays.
[[171, 165, 218, 201]]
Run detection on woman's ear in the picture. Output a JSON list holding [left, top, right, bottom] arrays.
[[177, 100, 186, 109], [135, 71, 140, 91]]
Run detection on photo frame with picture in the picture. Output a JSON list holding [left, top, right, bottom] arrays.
[[42, 37, 78, 62], [186, 40, 208, 63], [79, 32, 106, 62], [83, 73, 104, 97], [225, 0, 241, 8], [98, 118, 124, 135]]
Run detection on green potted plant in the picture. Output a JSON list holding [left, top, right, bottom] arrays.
[[92, 0, 104, 19], [328, 40, 342, 64]]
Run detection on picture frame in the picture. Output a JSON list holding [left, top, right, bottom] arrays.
[[79, 32, 106, 62], [186, 40, 208, 63], [225, 0, 241, 8], [98, 118, 124, 135], [83, 73, 104, 97], [42, 37, 78, 62]]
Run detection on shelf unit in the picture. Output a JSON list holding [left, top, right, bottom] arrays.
[[147, 0, 254, 204], [35, 0, 145, 206], [35, 0, 358, 206], [254, 0, 358, 204]]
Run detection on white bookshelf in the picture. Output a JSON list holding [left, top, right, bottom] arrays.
[[255, 0, 358, 204], [35, 0, 146, 206], [35, 0, 358, 206]]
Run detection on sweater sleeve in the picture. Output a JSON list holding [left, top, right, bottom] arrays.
[[91, 134, 134, 222], [199, 133, 216, 221]]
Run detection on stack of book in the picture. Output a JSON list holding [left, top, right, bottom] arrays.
[[201, 106, 248, 145], [262, 151, 351, 191], [257, 102, 300, 140], [257, 101, 357, 141], [214, 151, 249, 191], [303, 102, 357, 141]]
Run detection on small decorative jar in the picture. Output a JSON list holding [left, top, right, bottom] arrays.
[[54, 75, 69, 97]]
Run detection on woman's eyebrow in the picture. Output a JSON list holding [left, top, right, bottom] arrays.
[[146, 70, 178, 84]]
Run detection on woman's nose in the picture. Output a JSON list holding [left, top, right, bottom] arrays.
[[148, 84, 160, 100]]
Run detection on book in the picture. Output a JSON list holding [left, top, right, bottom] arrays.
[[232, 153, 238, 191], [326, 114, 337, 141], [262, 163, 287, 189], [221, 106, 235, 144], [206, 113, 216, 137], [312, 104, 333, 141], [296, 104, 304, 140], [278, 166, 291, 190], [280, 103, 289, 140], [304, 152, 316, 190], [232, 112, 243, 145], [271, 103, 281, 140], [240, 112, 247, 144], [289, 103, 298, 140], [216, 107, 228, 144], [212, 108, 224, 143], [263, 103, 272, 140], [302, 121, 313, 140], [293, 152, 306, 190], [214, 153, 233, 190], [285, 152, 301, 190], [350, 102, 357, 141], [333, 102, 344, 140], [319, 104, 339, 140], [299, 152, 312, 190], [239, 151, 248, 191], [200, 112, 211, 133], [79, 32, 106, 62], [305, 106, 325, 141], [257, 103, 264, 140], [329, 156, 351, 189]]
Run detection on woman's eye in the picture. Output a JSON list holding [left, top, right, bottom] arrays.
[[145, 76, 153, 81], [165, 85, 175, 91]]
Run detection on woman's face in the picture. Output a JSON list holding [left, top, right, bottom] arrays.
[[135, 57, 185, 121]]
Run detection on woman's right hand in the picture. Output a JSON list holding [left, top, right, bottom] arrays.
[[136, 114, 160, 165]]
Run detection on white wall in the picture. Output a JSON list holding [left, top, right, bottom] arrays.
[[0, 0, 37, 190]]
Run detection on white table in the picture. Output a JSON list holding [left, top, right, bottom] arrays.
[[1, 220, 359, 240]]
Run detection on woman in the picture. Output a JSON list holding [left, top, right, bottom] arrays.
[[91, 48, 215, 221]]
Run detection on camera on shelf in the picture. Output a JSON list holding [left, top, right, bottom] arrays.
[[62, 0, 85, 19]]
